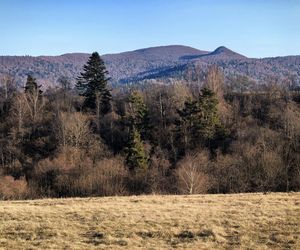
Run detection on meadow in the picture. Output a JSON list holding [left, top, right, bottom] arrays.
[[0, 192, 299, 249]]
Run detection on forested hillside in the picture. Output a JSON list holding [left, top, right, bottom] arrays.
[[0, 52, 299, 199], [0, 45, 299, 88]]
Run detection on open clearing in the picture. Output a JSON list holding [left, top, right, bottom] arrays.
[[0, 193, 299, 249]]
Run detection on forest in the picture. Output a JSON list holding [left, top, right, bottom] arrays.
[[0, 52, 299, 199]]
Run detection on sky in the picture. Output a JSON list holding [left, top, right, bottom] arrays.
[[0, 0, 299, 58]]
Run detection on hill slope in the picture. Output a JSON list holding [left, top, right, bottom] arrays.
[[0, 45, 299, 88], [0, 193, 299, 249]]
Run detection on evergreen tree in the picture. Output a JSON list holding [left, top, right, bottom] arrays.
[[127, 91, 150, 139], [125, 127, 148, 172], [176, 88, 221, 154], [176, 97, 198, 153], [25, 75, 43, 95], [76, 52, 111, 114], [194, 88, 220, 140]]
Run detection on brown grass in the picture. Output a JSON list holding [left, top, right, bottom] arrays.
[[0, 193, 299, 249]]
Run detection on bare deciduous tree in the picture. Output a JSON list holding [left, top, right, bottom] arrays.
[[23, 89, 45, 132], [204, 65, 224, 99], [176, 151, 211, 194], [10, 94, 27, 139], [57, 112, 91, 148], [0, 75, 16, 101]]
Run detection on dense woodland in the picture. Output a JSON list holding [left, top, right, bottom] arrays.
[[0, 52, 299, 199]]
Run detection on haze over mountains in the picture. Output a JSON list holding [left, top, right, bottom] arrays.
[[0, 45, 299, 88]]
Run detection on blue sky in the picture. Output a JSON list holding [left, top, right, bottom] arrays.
[[0, 0, 299, 57]]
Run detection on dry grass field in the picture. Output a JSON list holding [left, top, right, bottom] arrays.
[[0, 193, 299, 250]]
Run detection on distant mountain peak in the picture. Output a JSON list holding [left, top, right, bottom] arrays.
[[209, 46, 246, 59], [213, 46, 231, 53]]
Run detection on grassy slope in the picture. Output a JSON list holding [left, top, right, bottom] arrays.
[[0, 193, 299, 249]]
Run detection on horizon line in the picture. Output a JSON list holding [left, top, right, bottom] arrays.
[[0, 44, 299, 58]]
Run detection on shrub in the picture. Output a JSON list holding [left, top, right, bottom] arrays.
[[0, 175, 29, 200], [33, 154, 128, 197], [71, 157, 128, 196]]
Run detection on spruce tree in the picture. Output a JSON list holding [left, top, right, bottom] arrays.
[[76, 52, 111, 114], [177, 88, 221, 154], [125, 127, 148, 172], [176, 97, 198, 153], [194, 88, 220, 140], [25, 75, 43, 95], [127, 91, 150, 139]]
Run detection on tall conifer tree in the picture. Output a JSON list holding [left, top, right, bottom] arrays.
[[127, 91, 150, 140], [125, 127, 148, 172], [176, 88, 221, 154], [25, 75, 43, 95], [76, 52, 111, 114]]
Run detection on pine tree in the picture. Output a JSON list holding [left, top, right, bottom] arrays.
[[25, 75, 43, 95], [76, 52, 111, 114], [125, 127, 148, 172]]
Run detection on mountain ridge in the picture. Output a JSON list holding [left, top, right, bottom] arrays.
[[0, 45, 299, 88]]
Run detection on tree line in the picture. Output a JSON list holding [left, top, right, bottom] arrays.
[[0, 52, 299, 199]]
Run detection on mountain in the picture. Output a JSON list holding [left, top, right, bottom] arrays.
[[102, 45, 208, 83], [207, 46, 246, 59], [182, 46, 246, 61], [0, 45, 299, 88]]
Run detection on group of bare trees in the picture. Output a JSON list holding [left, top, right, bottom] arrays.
[[0, 66, 299, 199]]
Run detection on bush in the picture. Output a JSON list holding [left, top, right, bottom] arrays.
[[0, 175, 29, 200], [71, 157, 128, 196], [33, 153, 128, 197], [32, 146, 94, 197]]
